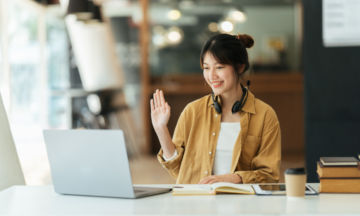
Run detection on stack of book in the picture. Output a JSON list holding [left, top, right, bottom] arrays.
[[317, 157, 360, 193]]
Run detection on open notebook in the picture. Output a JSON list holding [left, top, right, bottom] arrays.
[[173, 183, 255, 196]]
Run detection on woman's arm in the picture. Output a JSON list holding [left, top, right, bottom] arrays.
[[150, 89, 176, 159]]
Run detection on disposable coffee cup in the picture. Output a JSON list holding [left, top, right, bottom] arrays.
[[284, 168, 307, 199]]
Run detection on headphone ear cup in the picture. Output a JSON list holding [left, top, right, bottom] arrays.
[[214, 102, 222, 114], [232, 101, 241, 114]]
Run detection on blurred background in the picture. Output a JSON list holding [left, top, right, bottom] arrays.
[[0, 0, 359, 185]]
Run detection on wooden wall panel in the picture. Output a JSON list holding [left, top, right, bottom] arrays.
[[254, 92, 304, 154]]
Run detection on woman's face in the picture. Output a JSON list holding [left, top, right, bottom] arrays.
[[203, 52, 238, 95]]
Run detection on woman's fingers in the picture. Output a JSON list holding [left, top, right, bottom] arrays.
[[150, 99, 154, 111], [157, 89, 163, 107], [153, 93, 157, 108], [165, 102, 171, 113], [198, 178, 205, 184], [155, 90, 161, 108], [199, 175, 226, 185], [208, 180, 218, 184], [198, 176, 211, 184], [199, 176, 220, 185], [160, 90, 165, 107], [153, 89, 166, 109]]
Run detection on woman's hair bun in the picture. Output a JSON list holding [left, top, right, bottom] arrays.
[[237, 33, 254, 49]]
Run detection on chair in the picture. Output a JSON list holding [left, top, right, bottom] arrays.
[[0, 93, 25, 191]]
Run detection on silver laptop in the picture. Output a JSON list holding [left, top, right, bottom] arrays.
[[43, 130, 171, 198]]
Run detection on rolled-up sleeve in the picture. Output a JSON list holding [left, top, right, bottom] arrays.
[[157, 109, 187, 180], [235, 122, 281, 184]]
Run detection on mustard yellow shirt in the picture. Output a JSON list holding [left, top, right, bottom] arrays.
[[157, 91, 281, 184]]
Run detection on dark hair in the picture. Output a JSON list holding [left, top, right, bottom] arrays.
[[200, 33, 254, 83]]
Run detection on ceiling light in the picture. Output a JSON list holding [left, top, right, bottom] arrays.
[[220, 21, 233, 32], [153, 35, 165, 46], [179, 0, 195, 9], [168, 31, 181, 42], [208, 22, 218, 32], [168, 10, 181, 20], [232, 11, 246, 22], [153, 26, 166, 35]]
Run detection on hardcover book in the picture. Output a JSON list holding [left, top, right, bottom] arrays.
[[317, 161, 360, 178], [320, 157, 359, 166], [319, 178, 360, 193]]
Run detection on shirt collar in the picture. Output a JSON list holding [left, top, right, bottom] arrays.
[[207, 90, 256, 114]]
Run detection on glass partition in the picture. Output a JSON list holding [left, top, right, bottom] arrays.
[[8, 1, 41, 126], [46, 14, 70, 129], [47, 15, 69, 90], [7, 1, 46, 185], [6, 1, 71, 185]]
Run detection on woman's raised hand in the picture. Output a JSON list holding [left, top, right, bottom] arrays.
[[150, 89, 171, 131]]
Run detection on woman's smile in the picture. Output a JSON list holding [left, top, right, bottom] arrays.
[[211, 81, 224, 88]]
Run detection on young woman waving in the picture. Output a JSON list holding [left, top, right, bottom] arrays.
[[150, 33, 281, 184]]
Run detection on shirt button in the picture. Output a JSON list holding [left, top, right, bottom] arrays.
[[215, 114, 218, 117], [209, 151, 212, 154], [213, 133, 215, 136], [205, 171, 208, 174]]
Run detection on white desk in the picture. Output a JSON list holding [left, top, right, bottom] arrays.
[[0, 184, 359, 215]]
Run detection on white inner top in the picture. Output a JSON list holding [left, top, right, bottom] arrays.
[[212, 122, 241, 175]]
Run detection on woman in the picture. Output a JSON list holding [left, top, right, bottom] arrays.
[[150, 33, 281, 184]]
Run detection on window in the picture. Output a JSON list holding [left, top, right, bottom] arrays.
[[0, 1, 70, 185]]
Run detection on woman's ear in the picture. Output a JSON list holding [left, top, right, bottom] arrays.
[[238, 64, 246, 74]]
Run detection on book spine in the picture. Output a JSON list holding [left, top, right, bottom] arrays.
[[317, 165, 360, 178], [319, 177, 360, 179], [319, 179, 360, 193], [317, 163, 323, 177]]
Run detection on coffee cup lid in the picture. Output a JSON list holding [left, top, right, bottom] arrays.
[[284, 167, 307, 175]]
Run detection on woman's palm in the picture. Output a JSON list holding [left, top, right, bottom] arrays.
[[151, 90, 171, 130]]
